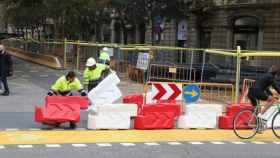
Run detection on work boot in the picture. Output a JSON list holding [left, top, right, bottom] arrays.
[[1, 91, 9, 96]]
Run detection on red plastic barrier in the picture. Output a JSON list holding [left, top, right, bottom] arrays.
[[123, 94, 144, 114], [134, 112, 176, 129], [35, 106, 44, 123], [219, 103, 254, 129], [142, 103, 181, 118], [43, 103, 80, 123], [46, 96, 89, 110], [219, 113, 255, 129], [226, 104, 253, 117], [123, 94, 143, 107], [218, 115, 234, 129], [134, 102, 181, 129]]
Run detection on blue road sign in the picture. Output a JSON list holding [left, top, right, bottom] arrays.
[[183, 84, 201, 103]]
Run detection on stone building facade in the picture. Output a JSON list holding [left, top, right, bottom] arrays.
[[143, 0, 280, 50], [141, 0, 280, 67]]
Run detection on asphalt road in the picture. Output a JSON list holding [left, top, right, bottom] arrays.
[[1, 58, 280, 158], [0, 142, 280, 158]]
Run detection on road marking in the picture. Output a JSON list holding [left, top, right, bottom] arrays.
[[144, 142, 160, 146], [167, 142, 182, 146], [231, 142, 246, 145], [72, 144, 87, 147], [120, 143, 135, 146], [5, 128, 19, 131], [28, 128, 41, 131], [189, 142, 204, 145], [0, 141, 279, 148], [252, 141, 266, 144], [97, 143, 112, 147], [211, 141, 225, 145], [46, 144, 61, 148], [18, 145, 33, 148]]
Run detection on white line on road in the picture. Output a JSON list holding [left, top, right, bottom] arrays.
[[189, 142, 204, 145], [18, 145, 33, 148], [252, 142, 266, 144], [144, 142, 160, 146], [0, 145, 5, 149], [72, 144, 88, 147], [97, 143, 112, 147], [273, 142, 280, 144], [5, 128, 19, 131], [167, 142, 182, 146], [46, 144, 61, 148], [211, 142, 225, 145], [231, 142, 246, 145], [120, 143, 136, 146]]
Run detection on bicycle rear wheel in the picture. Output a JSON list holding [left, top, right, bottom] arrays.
[[233, 109, 258, 139], [272, 111, 280, 139]]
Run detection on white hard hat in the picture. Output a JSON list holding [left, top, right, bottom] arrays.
[[102, 47, 109, 52], [86, 57, 96, 67]]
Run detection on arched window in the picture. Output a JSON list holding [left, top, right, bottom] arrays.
[[233, 16, 260, 50]]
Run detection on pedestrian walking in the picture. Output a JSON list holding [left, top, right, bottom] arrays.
[[0, 44, 13, 96]]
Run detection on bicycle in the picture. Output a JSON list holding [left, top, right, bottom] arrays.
[[233, 102, 280, 139]]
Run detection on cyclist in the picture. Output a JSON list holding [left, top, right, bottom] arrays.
[[248, 65, 280, 129]]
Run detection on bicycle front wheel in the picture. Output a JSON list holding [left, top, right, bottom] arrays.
[[233, 109, 258, 139], [272, 111, 280, 139]]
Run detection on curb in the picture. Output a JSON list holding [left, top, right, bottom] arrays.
[[7, 47, 63, 69]]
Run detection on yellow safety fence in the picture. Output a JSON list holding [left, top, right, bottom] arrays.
[[3, 38, 280, 104]]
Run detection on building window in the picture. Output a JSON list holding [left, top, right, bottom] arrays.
[[233, 16, 259, 50]]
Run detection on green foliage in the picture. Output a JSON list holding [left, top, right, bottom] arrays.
[[1, 0, 213, 40], [2, 0, 98, 39]]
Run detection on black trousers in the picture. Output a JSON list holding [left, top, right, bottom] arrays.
[[0, 76, 9, 92], [88, 80, 99, 92]]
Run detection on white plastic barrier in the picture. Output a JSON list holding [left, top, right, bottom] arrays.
[[88, 72, 122, 106], [87, 104, 137, 130], [177, 104, 223, 129]]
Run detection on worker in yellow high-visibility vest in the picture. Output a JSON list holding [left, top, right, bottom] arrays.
[[83, 57, 106, 91], [48, 71, 86, 96], [98, 47, 110, 70]]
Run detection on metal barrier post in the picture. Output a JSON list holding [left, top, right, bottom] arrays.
[[189, 51, 194, 81], [235, 46, 241, 102], [146, 47, 154, 83], [64, 38, 67, 68], [76, 40, 80, 71]]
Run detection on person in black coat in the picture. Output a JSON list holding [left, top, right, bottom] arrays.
[[0, 45, 13, 96]]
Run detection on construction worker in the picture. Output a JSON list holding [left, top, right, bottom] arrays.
[[99, 47, 110, 69], [47, 71, 87, 96], [83, 57, 106, 91]]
